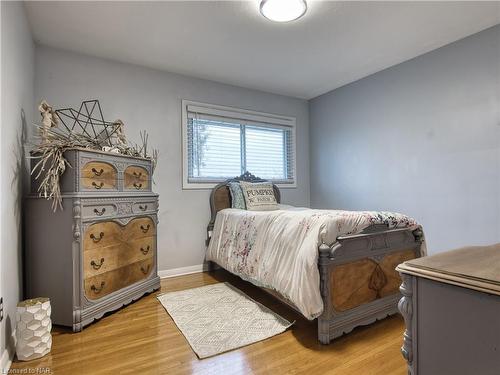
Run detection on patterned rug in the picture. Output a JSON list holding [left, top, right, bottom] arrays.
[[157, 282, 293, 358]]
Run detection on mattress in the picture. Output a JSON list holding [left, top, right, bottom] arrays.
[[206, 205, 421, 319]]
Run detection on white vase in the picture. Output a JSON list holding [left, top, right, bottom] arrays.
[[16, 298, 52, 361]]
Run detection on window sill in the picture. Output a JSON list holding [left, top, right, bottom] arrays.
[[182, 181, 297, 190]]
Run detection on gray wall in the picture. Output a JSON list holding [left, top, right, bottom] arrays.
[[34, 46, 310, 272], [309, 25, 500, 254], [0, 1, 35, 366]]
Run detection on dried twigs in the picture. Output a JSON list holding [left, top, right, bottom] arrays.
[[30, 125, 158, 211]]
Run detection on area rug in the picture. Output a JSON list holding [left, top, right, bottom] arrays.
[[157, 282, 293, 358]]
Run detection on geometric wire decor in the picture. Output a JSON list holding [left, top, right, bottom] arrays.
[[55, 99, 119, 145], [31, 98, 158, 212]]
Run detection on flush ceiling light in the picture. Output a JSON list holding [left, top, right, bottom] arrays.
[[260, 0, 307, 22]]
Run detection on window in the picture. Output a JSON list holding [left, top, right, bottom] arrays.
[[182, 100, 296, 189]]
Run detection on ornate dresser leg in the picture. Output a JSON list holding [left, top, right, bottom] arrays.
[[398, 273, 415, 375], [318, 243, 333, 344], [317, 317, 331, 344]]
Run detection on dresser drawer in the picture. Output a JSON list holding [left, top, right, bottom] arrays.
[[84, 258, 154, 300], [84, 217, 156, 251], [82, 202, 117, 219], [31, 149, 154, 194], [81, 198, 158, 220], [124, 165, 149, 191], [126, 217, 156, 238], [132, 200, 157, 215], [84, 221, 123, 251], [81, 161, 118, 191], [83, 237, 155, 278]]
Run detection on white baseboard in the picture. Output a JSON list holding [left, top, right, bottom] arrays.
[[1, 329, 16, 374], [158, 263, 209, 279]]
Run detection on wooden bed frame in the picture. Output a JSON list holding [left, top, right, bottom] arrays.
[[206, 172, 424, 344]]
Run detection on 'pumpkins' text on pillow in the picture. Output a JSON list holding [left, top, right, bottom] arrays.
[[239, 181, 278, 211]]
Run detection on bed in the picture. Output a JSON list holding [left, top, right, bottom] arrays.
[[205, 172, 425, 344]]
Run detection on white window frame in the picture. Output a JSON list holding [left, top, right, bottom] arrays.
[[182, 100, 297, 190]]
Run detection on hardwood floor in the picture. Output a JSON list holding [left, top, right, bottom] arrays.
[[10, 270, 408, 374]]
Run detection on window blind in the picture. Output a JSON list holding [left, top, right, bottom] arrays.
[[186, 107, 295, 184]]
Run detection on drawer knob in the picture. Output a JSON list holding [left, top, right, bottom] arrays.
[[92, 181, 104, 190], [133, 171, 143, 178], [140, 265, 151, 275], [140, 245, 150, 255], [138, 204, 148, 211], [90, 232, 104, 243], [133, 182, 143, 190], [90, 258, 105, 270], [140, 224, 150, 233], [91, 168, 104, 176], [91, 281, 105, 294], [94, 207, 106, 216]]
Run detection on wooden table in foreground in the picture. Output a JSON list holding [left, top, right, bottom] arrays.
[[396, 244, 500, 375]]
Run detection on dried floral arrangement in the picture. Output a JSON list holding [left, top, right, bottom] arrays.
[[30, 100, 158, 211]]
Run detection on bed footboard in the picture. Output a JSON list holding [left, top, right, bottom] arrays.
[[317, 226, 424, 344]]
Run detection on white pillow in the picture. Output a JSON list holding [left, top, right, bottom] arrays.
[[239, 181, 278, 211]]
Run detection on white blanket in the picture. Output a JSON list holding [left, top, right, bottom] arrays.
[[206, 205, 421, 320]]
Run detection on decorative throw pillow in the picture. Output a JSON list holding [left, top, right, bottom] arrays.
[[228, 182, 246, 210], [239, 181, 278, 211]]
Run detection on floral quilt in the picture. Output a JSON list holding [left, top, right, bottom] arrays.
[[206, 205, 422, 319]]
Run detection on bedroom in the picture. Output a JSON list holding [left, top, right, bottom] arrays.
[[1, 0, 499, 374]]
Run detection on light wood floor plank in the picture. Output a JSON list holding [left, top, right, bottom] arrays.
[[10, 269, 407, 374]]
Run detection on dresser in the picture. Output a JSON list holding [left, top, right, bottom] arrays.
[[26, 148, 161, 332], [397, 244, 500, 375]]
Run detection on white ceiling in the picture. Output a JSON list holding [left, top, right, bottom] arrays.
[[25, 1, 500, 99]]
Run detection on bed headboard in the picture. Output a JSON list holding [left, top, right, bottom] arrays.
[[207, 171, 281, 233]]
